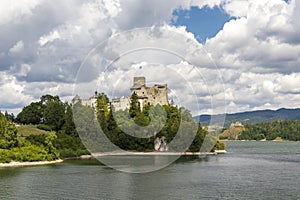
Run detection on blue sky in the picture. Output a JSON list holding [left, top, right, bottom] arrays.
[[172, 6, 234, 43]]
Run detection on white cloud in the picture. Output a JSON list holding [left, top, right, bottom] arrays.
[[222, 0, 249, 17], [73, 25, 227, 116], [0, 0, 42, 25], [190, 0, 222, 9], [102, 0, 122, 17], [206, 0, 300, 74], [39, 30, 60, 46], [9, 40, 24, 54], [0, 72, 33, 112], [1, 0, 300, 116], [275, 73, 300, 93]]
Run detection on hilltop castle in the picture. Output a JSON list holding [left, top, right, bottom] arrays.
[[73, 77, 169, 111]]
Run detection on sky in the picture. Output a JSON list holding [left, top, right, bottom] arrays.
[[172, 6, 235, 43], [0, 0, 300, 116]]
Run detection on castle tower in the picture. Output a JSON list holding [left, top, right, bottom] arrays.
[[130, 77, 169, 109], [133, 77, 145, 87]]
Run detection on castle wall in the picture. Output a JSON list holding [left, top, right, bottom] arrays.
[[81, 98, 97, 108], [131, 83, 169, 108], [75, 77, 169, 111], [111, 97, 130, 111]]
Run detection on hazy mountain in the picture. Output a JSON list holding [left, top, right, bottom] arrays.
[[194, 108, 300, 128]]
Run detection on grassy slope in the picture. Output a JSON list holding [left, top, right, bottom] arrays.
[[17, 125, 50, 137]]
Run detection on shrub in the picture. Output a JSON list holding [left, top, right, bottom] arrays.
[[0, 149, 12, 163], [37, 124, 52, 131]]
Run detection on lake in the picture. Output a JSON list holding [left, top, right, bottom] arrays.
[[0, 141, 299, 199]]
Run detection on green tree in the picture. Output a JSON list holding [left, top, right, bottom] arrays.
[[45, 131, 59, 159], [61, 103, 76, 135], [16, 102, 43, 124], [43, 100, 65, 131], [4, 111, 15, 122], [96, 93, 110, 134], [0, 112, 18, 149], [129, 92, 140, 118], [189, 123, 207, 152], [239, 120, 300, 141]]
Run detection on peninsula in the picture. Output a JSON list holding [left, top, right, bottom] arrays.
[[1, 77, 225, 165]]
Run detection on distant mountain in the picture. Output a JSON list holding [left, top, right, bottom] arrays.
[[194, 108, 300, 128]]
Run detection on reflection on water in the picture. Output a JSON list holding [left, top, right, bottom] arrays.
[[0, 141, 299, 199]]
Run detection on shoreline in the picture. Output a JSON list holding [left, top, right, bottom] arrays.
[[90, 150, 226, 157], [220, 139, 299, 142], [0, 159, 64, 168], [0, 151, 227, 168]]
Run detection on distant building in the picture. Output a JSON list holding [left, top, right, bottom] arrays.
[[72, 77, 169, 111], [230, 121, 243, 128]]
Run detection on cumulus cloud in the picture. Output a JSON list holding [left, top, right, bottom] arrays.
[[222, 0, 249, 17], [0, 72, 33, 110], [73, 26, 225, 116], [206, 0, 300, 74], [0, 0, 42, 26], [9, 40, 25, 54], [0, 0, 300, 115]]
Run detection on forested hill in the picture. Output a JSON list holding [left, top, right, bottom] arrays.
[[194, 108, 300, 127]]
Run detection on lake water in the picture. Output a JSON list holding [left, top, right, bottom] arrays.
[[0, 141, 299, 199]]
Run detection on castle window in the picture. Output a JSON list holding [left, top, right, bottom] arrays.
[[142, 92, 144, 94]]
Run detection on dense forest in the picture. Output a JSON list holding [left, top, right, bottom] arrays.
[[238, 120, 300, 141], [1, 93, 225, 163], [73, 92, 224, 153]]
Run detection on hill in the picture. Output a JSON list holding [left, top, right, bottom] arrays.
[[17, 125, 50, 137], [239, 120, 300, 141], [194, 108, 300, 128]]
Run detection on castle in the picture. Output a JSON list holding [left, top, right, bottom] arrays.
[[73, 77, 169, 111]]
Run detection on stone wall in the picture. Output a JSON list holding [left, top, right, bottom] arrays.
[[81, 97, 97, 108], [111, 97, 130, 111], [131, 85, 169, 108], [73, 77, 169, 111]]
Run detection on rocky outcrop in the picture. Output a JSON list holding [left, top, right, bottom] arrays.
[[154, 137, 168, 151]]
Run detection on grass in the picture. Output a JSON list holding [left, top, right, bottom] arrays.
[[17, 125, 50, 137]]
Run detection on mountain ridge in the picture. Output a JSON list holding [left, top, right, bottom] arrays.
[[194, 108, 300, 128]]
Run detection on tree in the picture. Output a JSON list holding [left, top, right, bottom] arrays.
[[0, 112, 18, 149], [61, 103, 76, 135], [189, 123, 207, 152], [4, 111, 14, 122], [129, 92, 140, 118], [45, 131, 59, 159], [239, 120, 300, 141], [43, 99, 65, 131], [40, 94, 60, 106], [16, 102, 43, 124], [96, 93, 110, 133]]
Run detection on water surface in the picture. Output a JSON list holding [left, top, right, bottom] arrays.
[[0, 141, 299, 199]]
